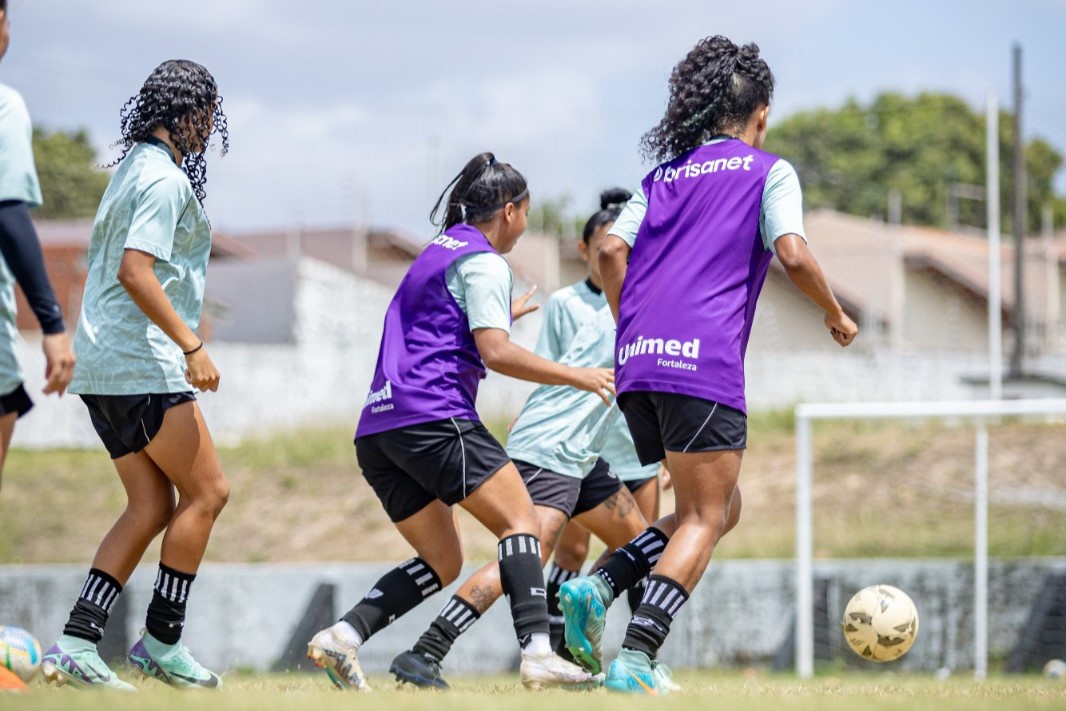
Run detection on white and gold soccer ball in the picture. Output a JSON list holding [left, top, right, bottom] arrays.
[[841, 585, 919, 662], [0, 626, 42, 682]]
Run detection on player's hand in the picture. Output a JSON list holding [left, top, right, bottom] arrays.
[[511, 284, 539, 321], [824, 309, 858, 347], [41, 332, 76, 396], [184, 346, 221, 392], [569, 367, 615, 406]]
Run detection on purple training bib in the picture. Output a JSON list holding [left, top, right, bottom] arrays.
[[356, 224, 498, 438], [615, 139, 780, 414]]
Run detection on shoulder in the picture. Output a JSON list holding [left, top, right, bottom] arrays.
[[0, 84, 31, 124], [134, 152, 193, 203]]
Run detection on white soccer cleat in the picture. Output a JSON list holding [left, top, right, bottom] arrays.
[[306, 626, 371, 692], [520, 651, 596, 690]]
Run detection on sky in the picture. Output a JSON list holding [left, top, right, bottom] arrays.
[[4, 0, 1065, 237]]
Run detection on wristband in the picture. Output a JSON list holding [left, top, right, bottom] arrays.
[[183, 341, 204, 356]]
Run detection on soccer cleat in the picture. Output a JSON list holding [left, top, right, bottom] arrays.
[[604, 648, 665, 696], [307, 625, 370, 691], [127, 632, 221, 689], [519, 650, 596, 690], [390, 649, 450, 690], [40, 635, 137, 691], [558, 576, 610, 674]]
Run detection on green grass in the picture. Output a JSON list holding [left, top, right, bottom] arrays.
[[5, 671, 1065, 710]]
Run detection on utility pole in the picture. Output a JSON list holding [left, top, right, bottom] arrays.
[[1010, 43, 1026, 378]]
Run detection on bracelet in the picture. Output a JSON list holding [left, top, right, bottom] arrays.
[[183, 341, 204, 356]]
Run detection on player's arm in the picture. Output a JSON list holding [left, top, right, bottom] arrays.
[[775, 236, 857, 347], [763, 160, 856, 347], [600, 185, 645, 323], [473, 328, 614, 405], [0, 201, 75, 394]]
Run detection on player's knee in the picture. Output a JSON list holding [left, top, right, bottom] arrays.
[[556, 539, 589, 570], [198, 477, 230, 519], [723, 488, 743, 535], [428, 550, 463, 586], [130, 497, 175, 535]]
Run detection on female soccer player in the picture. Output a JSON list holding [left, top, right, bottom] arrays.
[[306, 153, 610, 691], [561, 36, 858, 694], [532, 190, 661, 647], [41, 59, 230, 691], [389, 304, 650, 690], [0, 0, 76, 488]]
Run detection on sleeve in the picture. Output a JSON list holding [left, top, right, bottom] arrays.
[[0, 201, 64, 333], [123, 173, 189, 262], [760, 159, 806, 253], [606, 185, 648, 248], [450, 252, 513, 333], [533, 295, 564, 359]]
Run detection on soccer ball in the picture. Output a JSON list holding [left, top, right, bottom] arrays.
[[841, 585, 919, 662], [1044, 659, 1066, 679], [0, 626, 42, 682]]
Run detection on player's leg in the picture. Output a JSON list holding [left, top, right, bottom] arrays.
[[43, 450, 173, 691], [0, 411, 16, 491], [309, 430, 460, 691], [624, 475, 661, 613], [393, 503, 568, 688], [125, 399, 229, 689], [546, 521, 590, 653], [458, 463, 592, 688]]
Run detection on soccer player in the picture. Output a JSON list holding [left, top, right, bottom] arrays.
[[41, 60, 230, 691], [531, 189, 662, 649], [561, 36, 858, 694], [0, 0, 76, 489], [306, 153, 610, 691], [389, 304, 650, 690]]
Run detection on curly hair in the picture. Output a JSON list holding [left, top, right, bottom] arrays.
[[582, 187, 632, 244], [430, 152, 528, 234], [107, 59, 229, 203], [641, 36, 774, 163]]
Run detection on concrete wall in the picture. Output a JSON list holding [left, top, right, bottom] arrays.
[[2, 558, 1063, 676]]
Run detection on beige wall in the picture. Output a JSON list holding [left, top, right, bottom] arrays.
[[902, 270, 989, 352], [750, 271, 845, 352]]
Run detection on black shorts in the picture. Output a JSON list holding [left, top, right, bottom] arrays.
[[618, 391, 747, 466], [80, 392, 196, 459], [356, 418, 511, 523], [622, 474, 658, 495], [514, 457, 623, 518], [0, 383, 33, 419]]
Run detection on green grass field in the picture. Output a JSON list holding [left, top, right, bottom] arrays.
[[4, 671, 1065, 710]]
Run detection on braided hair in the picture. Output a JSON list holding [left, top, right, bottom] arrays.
[[430, 152, 528, 234], [641, 36, 774, 163], [107, 59, 229, 203], [582, 188, 632, 244]]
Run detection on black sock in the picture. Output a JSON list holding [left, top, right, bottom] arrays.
[[145, 563, 196, 645], [594, 527, 669, 599], [621, 575, 689, 659], [546, 564, 579, 651], [342, 557, 442, 642], [497, 534, 548, 644], [63, 568, 122, 643], [412, 595, 481, 663], [626, 577, 648, 615]]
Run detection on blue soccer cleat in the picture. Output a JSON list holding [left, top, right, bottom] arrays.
[[604, 648, 666, 696], [558, 575, 612, 675]]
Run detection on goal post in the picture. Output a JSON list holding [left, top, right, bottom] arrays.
[[793, 398, 1066, 679]]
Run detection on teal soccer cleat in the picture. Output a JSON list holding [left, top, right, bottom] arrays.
[[127, 632, 221, 689], [558, 575, 612, 675], [604, 648, 665, 696], [40, 635, 137, 691]]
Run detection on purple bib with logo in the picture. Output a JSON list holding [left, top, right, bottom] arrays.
[[615, 139, 779, 414], [356, 224, 498, 437]]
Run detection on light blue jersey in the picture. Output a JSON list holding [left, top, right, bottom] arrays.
[[0, 84, 43, 395], [507, 306, 657, 481], [69, 142, 212, 395], [534, 280, 603, 361]]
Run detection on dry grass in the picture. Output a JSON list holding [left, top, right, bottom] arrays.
[[2, 415, 1065, 565]]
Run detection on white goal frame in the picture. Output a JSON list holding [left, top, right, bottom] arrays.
[[794, 398, 1066, 679]]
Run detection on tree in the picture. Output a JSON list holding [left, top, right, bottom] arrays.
[[32, 128, 110, 220], [766, 92, 1064, 234]]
